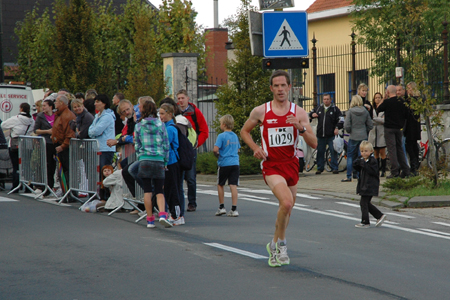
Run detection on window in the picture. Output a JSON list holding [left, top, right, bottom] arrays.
[[317, 73, 335, 105], [348, 69, 369, 101]]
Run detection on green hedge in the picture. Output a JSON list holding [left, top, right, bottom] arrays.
[[196, 152, 262, 175]]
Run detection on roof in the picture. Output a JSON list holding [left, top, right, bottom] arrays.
[[306, 0, 353, 13]]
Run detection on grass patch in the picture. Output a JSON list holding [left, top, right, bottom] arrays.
[[382, 176, 450, 199]]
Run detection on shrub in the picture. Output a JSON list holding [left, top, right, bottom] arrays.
[[382, 176, 429, 191], [196, 152, 262, 175]]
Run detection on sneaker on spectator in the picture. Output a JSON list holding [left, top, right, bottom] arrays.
[[266, 243, 281, 267], [215, 207, 226, 216], [129, 209, 139, 215], [180, 216, 185, 225], [276, 242, 290, 265], [355, 223, 370, 228], [147, 216, 156, 228], [147, 220, 155, 228], [55, 189, 63, 197], [376, 215, 386, 227], [169, 216, 184, 226], [138, 211, 147, 217], [34, 188, 43, 195], [159, 213, 173, 228], [227, 210, 239, 217]]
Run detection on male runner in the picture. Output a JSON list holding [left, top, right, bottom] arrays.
[[240, 70, 317, 267]]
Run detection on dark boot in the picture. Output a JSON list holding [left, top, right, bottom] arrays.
[[377, 158, 381, 175], [380, 158, 387, 177]]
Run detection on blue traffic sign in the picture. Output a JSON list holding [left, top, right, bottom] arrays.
[[263, 11, 308, 58]]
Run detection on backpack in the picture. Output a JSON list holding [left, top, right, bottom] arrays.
[[170, 124, 195, 171]]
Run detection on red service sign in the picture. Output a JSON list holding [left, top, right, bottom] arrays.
[[0, 99, 13, 113]]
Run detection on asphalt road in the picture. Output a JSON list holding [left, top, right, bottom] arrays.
[[1, 184, 450, 300]]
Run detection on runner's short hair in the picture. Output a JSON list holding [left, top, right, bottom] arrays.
[[270, 70, 290, 86]]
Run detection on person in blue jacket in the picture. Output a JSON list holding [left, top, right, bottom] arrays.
[[88, 94, 116, 173], [159, 103, 182, 226]]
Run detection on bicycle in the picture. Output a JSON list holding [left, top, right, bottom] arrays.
[[419, 135, 450, 172]]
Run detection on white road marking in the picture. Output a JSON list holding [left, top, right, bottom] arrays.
[[294, 203, 309, 207], [204, 243, 267, 259], [433, 222, 450, 227], [418, 228, 450, 237], [336, 201, 360, 208], [239, 197, 450, 241], [386, 212, 415, 219], [0, 197, 18, 202], [201, 188, 449, 241], [239, 188, 321, 199], [326, 210, 353, 216]]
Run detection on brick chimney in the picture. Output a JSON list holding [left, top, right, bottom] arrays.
[[204, 28, 228, 85]]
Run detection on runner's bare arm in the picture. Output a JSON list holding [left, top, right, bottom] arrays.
[[240, 105, 267, 160], [286, 107, 317, 149]]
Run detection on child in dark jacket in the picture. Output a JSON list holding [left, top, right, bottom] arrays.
[[352, 141, 387, 228]]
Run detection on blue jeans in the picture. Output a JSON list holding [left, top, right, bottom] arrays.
[[317, 136, 338, 171], [346, 139, 362, 179], [99, 151, 115, 175], [183, 153, 197, 208]]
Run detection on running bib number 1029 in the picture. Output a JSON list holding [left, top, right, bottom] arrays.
[[268, 127, 294, 147]]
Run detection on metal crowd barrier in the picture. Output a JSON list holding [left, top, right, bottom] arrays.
[[8, 136, 58, 199], [59, 139, 99, 205], [109, 143, 145, 221]]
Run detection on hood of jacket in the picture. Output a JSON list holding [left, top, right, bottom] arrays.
[[17, 113, 34, 127], [99, 108, 116, 120], [140, 116, 163, 133], [349, 106, 367, 116]]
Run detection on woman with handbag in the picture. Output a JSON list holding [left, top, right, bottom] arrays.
[[1, 103, 35, 192]]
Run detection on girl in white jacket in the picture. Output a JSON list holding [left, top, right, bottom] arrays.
[[1, 103, 35, 191]]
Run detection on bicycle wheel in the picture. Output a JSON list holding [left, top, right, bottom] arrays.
[[325, 148, 332, 172], [437, 139, 450, 172], [305, 149, 317, 172], [326, 145, 347, 172]]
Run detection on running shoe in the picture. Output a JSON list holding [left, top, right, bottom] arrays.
[[159, 213, 173, 228], [227, 210, 239, 217], [276, 242, 290, 265], [266, 243, 281, 267], [215, 208, 227, 216], [376, 215, 387, 227], [355, 223, 370, 228]]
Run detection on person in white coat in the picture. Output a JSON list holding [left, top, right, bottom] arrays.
[[1, 103, 35, 191]]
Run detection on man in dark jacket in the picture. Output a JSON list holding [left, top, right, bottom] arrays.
[[377, 85, 411, 178], [309, 94, 343, 174]]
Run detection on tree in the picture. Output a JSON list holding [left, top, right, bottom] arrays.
[[156, 0, 206, 80], [215, 0, 272, 148], [122, 0, 164, 102], [14, 6, 55, 88], [352, 0, 450, 185], [51, 0, 98, 92]]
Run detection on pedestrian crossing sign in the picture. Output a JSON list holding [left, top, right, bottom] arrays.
[[263, 11, 308, 58]]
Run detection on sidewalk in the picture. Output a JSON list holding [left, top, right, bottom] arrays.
[[197, 170, 450, 210]]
